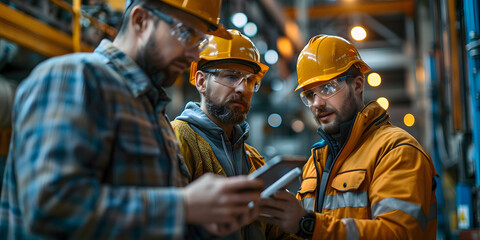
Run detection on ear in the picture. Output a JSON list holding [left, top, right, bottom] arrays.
[[130, 6, 150, 33], [195, 71, 207, 94], [352, 75, 365, 95]]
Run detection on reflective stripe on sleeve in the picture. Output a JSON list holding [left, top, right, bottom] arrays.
[[341, 218, 359, 240], [301, 197, 315, 211], [371, 198, 435, 230], [323, 192, 368, 209]]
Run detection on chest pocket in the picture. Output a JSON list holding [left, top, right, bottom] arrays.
[[297, 178, 317, 211], [331, 169, 366, 192], [298, 178, 317, 194]]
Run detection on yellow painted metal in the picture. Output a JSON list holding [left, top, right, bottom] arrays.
[[106, 0, 126, 11], [49, 0, 117, 38], [83, 13, 118, 38], [0, 2, 93, 57], [448, 0, 462, 131], [49, 0, 74, 13], [73, 0, 81, 52], [285, 0, 415, 19]]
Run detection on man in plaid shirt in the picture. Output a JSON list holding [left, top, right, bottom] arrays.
[[0, 0, 263, 239]]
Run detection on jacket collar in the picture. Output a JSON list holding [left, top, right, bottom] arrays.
[[314, 101, 390, 159], [334, 101, 391, 160], [94, 40, 171, 109]]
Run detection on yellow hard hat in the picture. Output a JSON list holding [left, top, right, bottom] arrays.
[[127, 0, 230, 38], [295, 35, 371, 91], [189, 29, 269, 85]]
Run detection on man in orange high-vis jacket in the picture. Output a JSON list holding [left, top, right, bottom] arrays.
[[258, 35, 438, 240]]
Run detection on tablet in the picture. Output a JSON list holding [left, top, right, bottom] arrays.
[[248, 155, 307, 193]]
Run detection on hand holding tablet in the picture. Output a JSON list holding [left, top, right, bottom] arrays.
[[248, 155, 307, 199]]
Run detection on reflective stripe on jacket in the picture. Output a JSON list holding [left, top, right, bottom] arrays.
[[297, 101, 438, 240]]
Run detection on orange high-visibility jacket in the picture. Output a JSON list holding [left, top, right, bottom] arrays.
[[297, 101, 438, 240]]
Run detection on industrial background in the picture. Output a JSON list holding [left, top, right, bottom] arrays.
[[0, 0, 479, 239]]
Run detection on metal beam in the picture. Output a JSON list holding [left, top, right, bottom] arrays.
[[285, 0, 415, 19], [0, 2, 92, 57]]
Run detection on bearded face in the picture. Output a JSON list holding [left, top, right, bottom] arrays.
[[204, 84, 251, 125], [311, 84, 360, 134]]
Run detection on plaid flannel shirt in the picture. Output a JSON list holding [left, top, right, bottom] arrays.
[[0, 40, 191, 239]]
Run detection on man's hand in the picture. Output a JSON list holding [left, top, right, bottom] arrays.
[[201, 203, 258, 237], [258, 190, 307, 233], [183, 173, 263, 235]]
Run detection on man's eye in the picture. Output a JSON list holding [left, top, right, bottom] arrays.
[[305, 91, 314, 99], [177, 26, 191, 40], [225, 75, 239, 82]]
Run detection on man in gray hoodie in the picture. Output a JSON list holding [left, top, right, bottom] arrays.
[[171, 29, 299, 240]]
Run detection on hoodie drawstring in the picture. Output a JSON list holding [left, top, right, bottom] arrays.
[[220, 133, 236, 175]]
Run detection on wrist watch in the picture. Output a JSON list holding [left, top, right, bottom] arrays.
[[296, 211, 316, 239]]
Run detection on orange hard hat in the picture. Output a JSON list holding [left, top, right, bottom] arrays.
[[295, 35, 371, 91], [127, 0, 230, 38], [189, 29, 269, 85]]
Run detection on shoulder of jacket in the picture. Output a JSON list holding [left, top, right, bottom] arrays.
[[372, 125, 429, 158], [170, 119, 191, 131], [170, 119, 199, 142]]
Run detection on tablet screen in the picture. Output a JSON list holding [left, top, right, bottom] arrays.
[[248, 155, 307, 190]]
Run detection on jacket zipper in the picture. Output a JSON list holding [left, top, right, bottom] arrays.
[[314, 122, 355, 213]]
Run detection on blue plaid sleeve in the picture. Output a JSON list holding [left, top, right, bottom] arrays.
[[6, 57, 185, 239]]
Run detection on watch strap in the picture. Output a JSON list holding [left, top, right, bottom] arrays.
[[296, 211, 316, 239]]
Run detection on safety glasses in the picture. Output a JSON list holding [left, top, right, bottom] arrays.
[[299, 75, 351, 106], [144, 6, 209, 51], [203, 69, 262, 92]]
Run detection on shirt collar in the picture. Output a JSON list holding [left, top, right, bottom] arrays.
[[94, 39, 171, 107]]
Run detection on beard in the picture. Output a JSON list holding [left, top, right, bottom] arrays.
[[315, 86, 359, 134], [136, 31, 188, 87], [204, 87, 250, 125]]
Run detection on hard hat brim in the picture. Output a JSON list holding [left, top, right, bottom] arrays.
[[208, 24, 232, 39], [189, 57, 269, 86], [295, 60, 371, 92]]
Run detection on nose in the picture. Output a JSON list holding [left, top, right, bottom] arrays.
[[311, 94, 326, 107], [234, 78, 249, 93]]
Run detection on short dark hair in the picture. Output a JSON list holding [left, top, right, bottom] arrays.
[[340, 65, 364, 84], [341, 65, 365, 98]]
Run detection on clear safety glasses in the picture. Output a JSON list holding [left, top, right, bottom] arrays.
[[299, 75, 351, 106], [145, 7, 209, 51], [203, 69, 262, 92]]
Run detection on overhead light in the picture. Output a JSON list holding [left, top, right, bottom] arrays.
[[265, 50, 279, 65], [292, 120, 305, 133], [376, 97, 389, 110], [404, 113, 415, 127], [268, 113, 282, 128], [367, 73, 381, 87], [243, 22, 257, 37], [277, 36, 293, 59], [231, 13, 248, 28], [351, 26, 367, 41], [271, 79, 284, 91], [255, 40, 268, 54]]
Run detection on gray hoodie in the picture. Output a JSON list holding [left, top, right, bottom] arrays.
[[174, 101, 251, 176], [176, 102, 267, 240]]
